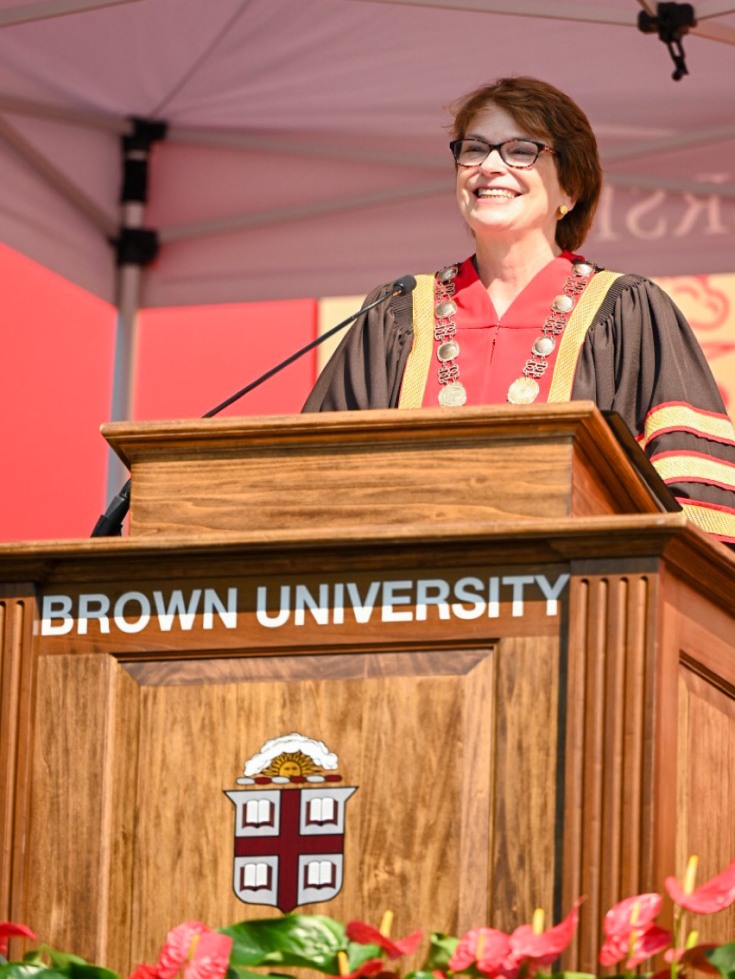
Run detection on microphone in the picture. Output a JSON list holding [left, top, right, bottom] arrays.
[[91, 274, 417, 536], [391, 275, 417, 297]]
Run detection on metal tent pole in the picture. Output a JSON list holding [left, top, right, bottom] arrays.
[[104, 119, 166, 511]]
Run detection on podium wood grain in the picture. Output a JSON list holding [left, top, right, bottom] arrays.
[[2, 406, 735, 973]]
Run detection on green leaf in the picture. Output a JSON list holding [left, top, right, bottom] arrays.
[[68, 963, 118, 979], [424, 933, 459, 971], [221, 915, 346, 971], [344, 942, 382, 974], [228, 967, 293, 979], [22, 946, 117, 979], [706, 944, 735, 979], [0, 966, 68, 979], [405, 971, 439, 979], [39, 948, 88, 970]]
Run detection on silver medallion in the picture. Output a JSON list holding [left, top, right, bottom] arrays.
[[438, 381, 467, 407], [552, 294, 574, 313], [507, 376, 540, 404], [437, 265, 459, 283], [437, 340, 460, 362], [532, 336, 555, 357], [573, 262, 594, 277], [435, 299, 457, 319]]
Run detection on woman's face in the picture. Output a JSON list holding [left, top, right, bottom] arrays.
[[455, 103, 573, 247]]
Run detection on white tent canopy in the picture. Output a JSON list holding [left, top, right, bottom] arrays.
[[2, 0, 735, 444], [1, 0, 735, 306]]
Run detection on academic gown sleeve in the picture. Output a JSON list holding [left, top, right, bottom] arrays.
[[302, 285, 413, 411], [303, 270, 735, 542], [571, 274, 735, 542]]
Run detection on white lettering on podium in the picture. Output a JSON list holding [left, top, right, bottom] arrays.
[[114, 591, 151, 633], [256, 585, 290, 628], [254, 573, 569, 629], [502, 575, 535, 618], [78, 593, 111, 634], [40, 587, 239, 636], [536, 573, 570, 615], [382, 580, 413, 622], [203, 587, 237, 629], [451, 576, 485, 620], [294, 583, 330, 626], [41, 594, 74, 635], [415, 579, 451, 621], [154, 589, 201, 631], [39, 574, 570, 637], [347, 581, 380, 623]]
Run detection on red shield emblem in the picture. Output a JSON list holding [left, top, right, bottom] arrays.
[[225, 734, 357, 912]]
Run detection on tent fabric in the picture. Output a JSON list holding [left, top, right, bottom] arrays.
[[0, 0, 734, 311]]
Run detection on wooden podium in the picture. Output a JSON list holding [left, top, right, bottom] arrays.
[[2, 404, 735, 973]]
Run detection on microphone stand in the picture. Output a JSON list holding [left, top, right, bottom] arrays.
[[90, 277, 416, 537]]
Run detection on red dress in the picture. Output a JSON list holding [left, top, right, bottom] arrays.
[[421, 252, 580, 407]]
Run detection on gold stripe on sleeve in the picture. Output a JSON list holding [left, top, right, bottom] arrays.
[[640, 403, 735, 449], [548, 270, 622, 403], [652, 453, 735, 490], [398, 274, 435, 410], [681, 503, 735, 540]]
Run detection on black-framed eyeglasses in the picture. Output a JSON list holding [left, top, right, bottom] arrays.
[[449, 137, 556, 169]]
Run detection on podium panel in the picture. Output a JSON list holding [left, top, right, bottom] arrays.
[[2, 406, 735, 973]]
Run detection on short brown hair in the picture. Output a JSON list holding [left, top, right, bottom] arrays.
[[450, 77, 602, 252]]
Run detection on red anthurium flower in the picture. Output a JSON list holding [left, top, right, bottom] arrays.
[[602, 893, 663, 938], [665, 857, 735, 914], [598, 932, 629, 968], [477, 934, 517, 978], [346, 921, 422, 960], [337, 956, 386, 979], [183, 931, 233, 979], [623, 925, 672, 970], [155, 922, 232, 979], [599, 925, 671, 970], [0, 922, 37, 958], [509, 900, 583, 968], [128, 965, 158, 979], [599, 892, 671, 969], [156, 922, 209, 979], [448, 927, 513, 976]]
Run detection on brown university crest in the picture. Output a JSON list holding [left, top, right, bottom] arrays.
[[225, 733, 357, 912]]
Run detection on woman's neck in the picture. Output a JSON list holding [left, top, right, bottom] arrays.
[[474, 236, 562, 319]]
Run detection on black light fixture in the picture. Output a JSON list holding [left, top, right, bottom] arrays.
[[638, 2, 698, 80]]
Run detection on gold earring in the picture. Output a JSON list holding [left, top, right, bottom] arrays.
[[557, 204, 569, 219]]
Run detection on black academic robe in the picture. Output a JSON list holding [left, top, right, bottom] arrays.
[[303, 270, 735, 543]]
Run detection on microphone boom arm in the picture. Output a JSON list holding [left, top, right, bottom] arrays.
[[203, 277, 415, 418], [90, 276, 416, 537]]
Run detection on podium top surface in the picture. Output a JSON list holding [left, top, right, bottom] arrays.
[[98, 403, 674, 541]]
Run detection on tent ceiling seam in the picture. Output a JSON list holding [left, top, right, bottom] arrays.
[[0, 0, 141, 30], [0, 94, 126, 133], [158, 179, 452, 243], [338, 0, 637, 27], [694, 1, 735, 18], [0, 112, 117, 235], [148, 0, 255, 118], [154, 173, 735, 246]]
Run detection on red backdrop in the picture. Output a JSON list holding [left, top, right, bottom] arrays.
[[0, 245, 318, 542]]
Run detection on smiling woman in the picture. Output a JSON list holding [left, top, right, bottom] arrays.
[[303, 76, 735, 545]]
